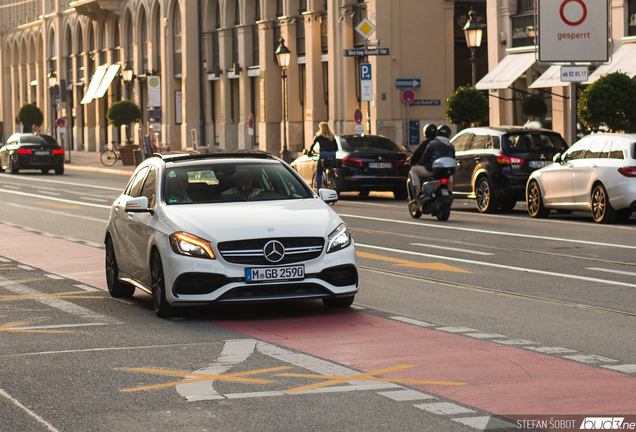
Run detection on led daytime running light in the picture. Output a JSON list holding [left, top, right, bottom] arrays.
[[170, 232, 216, 259]]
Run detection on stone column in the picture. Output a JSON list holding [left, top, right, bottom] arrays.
[[257, 20, 282, 156], [218, 27, 237, 148], [237, 24, 253, 149], [83, 52, 97, 151], [181, 0, 202, 149], [302, 12, 327, 149]]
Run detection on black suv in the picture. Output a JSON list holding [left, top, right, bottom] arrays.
[[450, 127, 568, 213]]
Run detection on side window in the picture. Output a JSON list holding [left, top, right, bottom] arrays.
[[582, 139, 607, 159], [451, 133, 473, 152], [128, 167, 150, 197], [140, 166, 157, 207], [563, 143, 585, 161], [608, 141, 625, 160], [489, 136, 500, 150], [468, 135, 489, 150]]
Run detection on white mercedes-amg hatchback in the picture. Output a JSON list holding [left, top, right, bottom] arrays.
[[104, 150, 358, 317]]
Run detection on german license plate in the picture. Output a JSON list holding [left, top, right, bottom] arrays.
[[369, 162, 392, 169], [35, 151, 50, 156], [441, 189, 449, 196], [529, 161, 550, 168], [246, 265, 305, 282]]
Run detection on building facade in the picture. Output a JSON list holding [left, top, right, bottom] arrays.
[[1, 0, 489, 156]]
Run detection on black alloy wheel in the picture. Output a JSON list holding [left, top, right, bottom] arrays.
[[9, 157, 18, 174], [151, 251, 174, 318], [408, 200, 422, 219], [55, 166, 64, 175], [527, 181, 550, 218], [475, 176, 498, 213], [323, 295, 355, 308], [591, 184, 616, 224], [105, 237, 135, 297]]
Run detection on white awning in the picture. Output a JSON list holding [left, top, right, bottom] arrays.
[[476, 53, 536, 90], [94, 64, 121, 98], [529, 65, 569, 89], [80, 65, 108, 104], [584, 43, 636, 84]]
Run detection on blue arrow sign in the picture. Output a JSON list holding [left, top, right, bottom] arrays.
[[395, 79, 421, 89]]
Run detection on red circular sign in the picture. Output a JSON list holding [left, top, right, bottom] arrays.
[[354, 108, 363, 125], [248, 113, 255, 129], [560, 0, 587, 27], [401, 89, 415, 104], [56, 118, 66, 128]]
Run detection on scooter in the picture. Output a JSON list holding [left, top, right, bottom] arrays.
[[406, 157, 457, 221]]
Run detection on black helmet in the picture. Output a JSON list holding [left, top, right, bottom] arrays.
[[437, 125, 451, 138], [422, 124, 437, 139]]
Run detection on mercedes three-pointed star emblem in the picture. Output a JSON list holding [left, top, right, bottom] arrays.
[[263, 240, 285, 263]]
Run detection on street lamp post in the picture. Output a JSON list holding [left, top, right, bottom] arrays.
[[463, 9, 483, 87], [122, 62, 135, 100], [275, 38, 291, 163], [47, 69, 57, 136]]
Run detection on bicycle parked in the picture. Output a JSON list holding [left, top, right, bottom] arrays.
[[100, 141, 121, 166]]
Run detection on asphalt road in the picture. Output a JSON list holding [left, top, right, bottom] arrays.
[[1, 169, 635, 432]]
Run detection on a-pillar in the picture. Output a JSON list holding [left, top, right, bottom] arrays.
[[280, 18, 303, 155], [217, 27, 237, 148], [180, 0, 202, 149], [302, 11, 327, 149], [237, 24, 253, 149], [257, 20, 282, 156]]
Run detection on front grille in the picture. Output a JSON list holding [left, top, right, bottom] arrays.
[[217, 283, 329, 302], [218, 237, 324, 265]]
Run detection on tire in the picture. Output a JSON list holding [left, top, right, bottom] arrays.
[[358, 190, 370, 197], [616, 209, 633, 222], [9, 158, 18, 174], [556, 209, 573, 215], [591, 184, 616, 224], [151, 251, 174, 318], [55, 166, 64, 175], [499, 199, 517, 211], [475, 176, 498, 213], [408, 200, 422, 219], [41, 169, 49, 174], [527, 181, 550, 218], [393, 189, 408, 200], [323, 295, 355, 308], [105, 237, 135, 298], [100, 149, 118, 166], [436, 204, 451, 221]]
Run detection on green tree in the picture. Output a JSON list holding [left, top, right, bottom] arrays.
[[18, 104, 44, 133], [522, 95, 548, 119], [578, 72, 636, 133], [107, 100, 142, 142], [445, 86, 489, 126]]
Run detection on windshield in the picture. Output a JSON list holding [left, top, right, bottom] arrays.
[[164, 161, 313, 204], [20, 135, 49, 145], [502, 133, 568, 153], [339, 136, 401, 153]]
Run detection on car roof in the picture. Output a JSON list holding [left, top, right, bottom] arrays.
[[7, 133, 57, 143], [456, 126, 561, 136], [154, 149, 278, 164], [578, 132, 636, 143]]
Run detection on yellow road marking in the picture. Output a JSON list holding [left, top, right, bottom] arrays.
[[36, 201, 79, 209], [0, 291, 100, 302], [121, 366, 293, 393], [0, 264, 18, 270], [280, 364, 467, 392], [357, 251, 471, 273], [0, 322, 72, 334]]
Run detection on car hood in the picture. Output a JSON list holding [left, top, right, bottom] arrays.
[[160, 198, 342, 242]]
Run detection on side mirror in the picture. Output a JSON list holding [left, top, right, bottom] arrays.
[[553, 153, 562, 164], [319, 188, 338, 205], [124, 196, 152, 213]]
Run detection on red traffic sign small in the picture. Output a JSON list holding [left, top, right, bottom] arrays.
[[354, 108, 363, 125], [248, 113, 255, 129], [56, 118, 66, 128], [401, 89, 415, 104]]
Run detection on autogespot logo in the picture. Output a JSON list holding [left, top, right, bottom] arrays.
[[263, 240, 285, 263]]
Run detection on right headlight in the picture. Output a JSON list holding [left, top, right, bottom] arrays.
[[327, 223, 352, 254]]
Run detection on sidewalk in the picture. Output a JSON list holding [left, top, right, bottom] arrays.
[[63, 149, 136, 176]]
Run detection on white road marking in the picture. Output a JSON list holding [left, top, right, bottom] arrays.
[[74, 284, 100, 292], [38, 191, 61, 195], [527, 347, 577, 354], [494, 339, 536, 346], [453, 416, 517, 430], [0, 388, 61, 432], [357, 243, 636, 289], [602, 364, 636, 373], [0, 175, 123, 191], [0, 257, 12, 263], [349, 305, 366, 310], [224, 391, 284, 399], [0, 189, 111, 209], [377, 389, 437, 401], [79, 196, 110, 202], [45, 274, 65, 280], [415, 402, 475, 415], [465, 333, 507, 339], [17, 265, 35, 271], [343, 214, 636, 249], [436, 327, 478, 333], [587, 267, 636, 277], [563, 355, 618, 364], [4, 203, 109, 224], [390, 316, 434, 327], [16, 323, 108, 330], [411, 242, 494, 256]]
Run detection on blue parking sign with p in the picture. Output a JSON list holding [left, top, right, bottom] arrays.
[[360, 63, 372, 81]]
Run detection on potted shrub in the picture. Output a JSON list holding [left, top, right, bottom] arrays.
[[578, 72, 636, 133], [107, 100, 141, 165], [18, 104, 44, 133], [445, 86, 489, 127]]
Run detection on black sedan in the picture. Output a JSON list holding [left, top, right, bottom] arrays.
[[291, 134, 410, 199], [0, 133, 65, 175]]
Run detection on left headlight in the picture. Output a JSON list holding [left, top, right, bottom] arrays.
[[169, 231, 216, 259], [327, 223, 352, 254]]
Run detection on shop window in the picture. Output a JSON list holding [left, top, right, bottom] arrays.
[[253, 0, 260, 66], [173, 1, 182, 77], [141, 10, 148, 73]]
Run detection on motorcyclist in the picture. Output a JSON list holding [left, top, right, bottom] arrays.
[[409, 124, 438, 198], [412, 125, 455, 198]]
